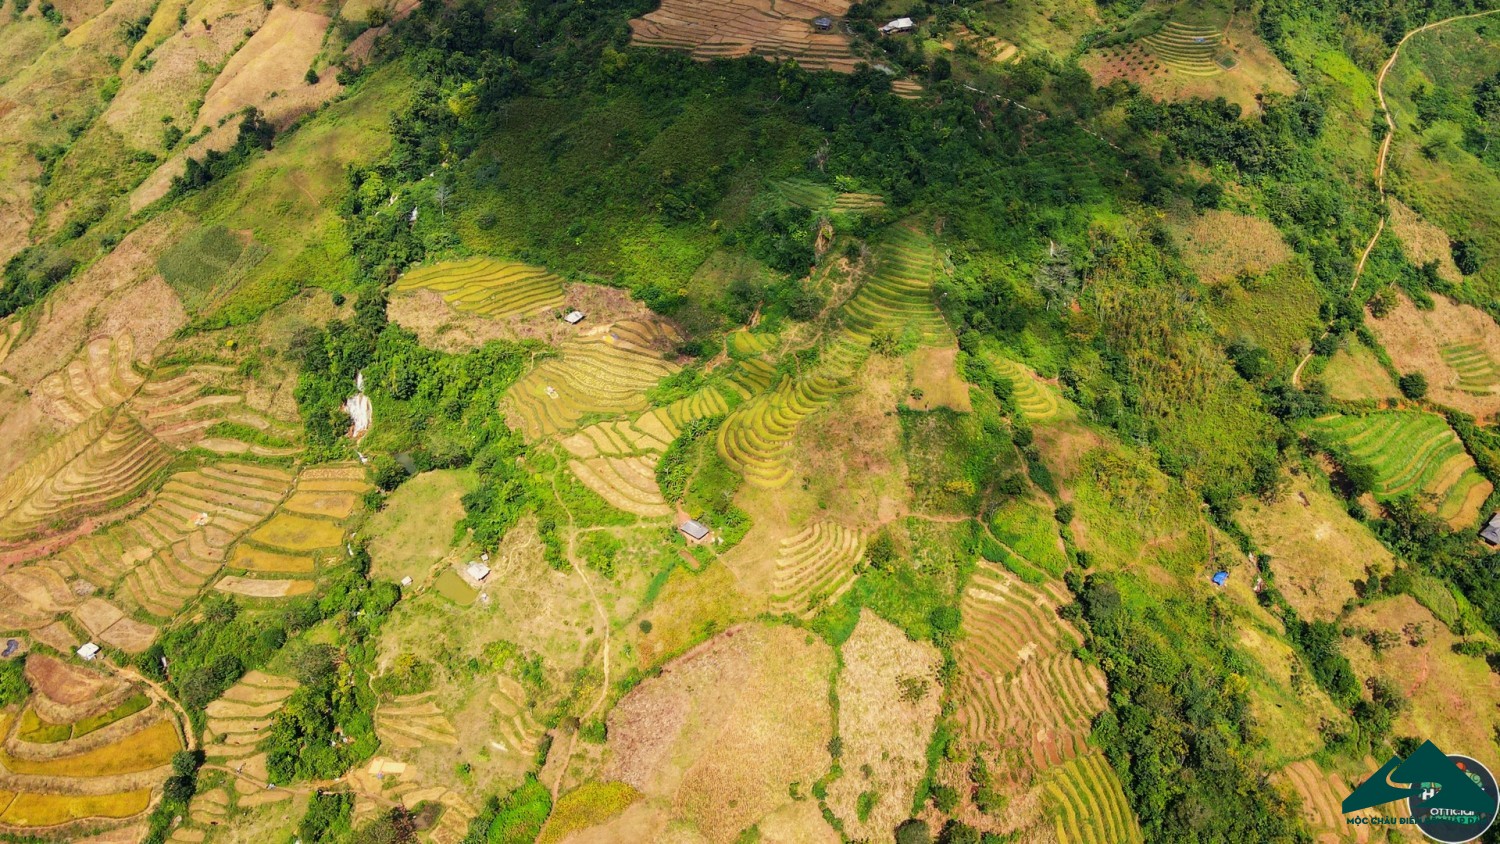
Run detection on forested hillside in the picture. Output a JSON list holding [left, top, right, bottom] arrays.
[[2, 0, 1500, 841]]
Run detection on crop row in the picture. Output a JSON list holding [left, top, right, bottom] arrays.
[[506, 333, 680, 438], [1441, 342, 1500, 392], [990, 356, 1062, 421], [770, 521, 866, 616], [841, 225, 951, 346], [1044, 752, 1144, 844], [1309, 412, 1478, 500], [717, 370, 853, 488], [568, 456, 672, 517], [395, 257, 565, 320], [34, 335, 145, 427]]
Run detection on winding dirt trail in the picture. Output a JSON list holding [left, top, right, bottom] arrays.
[[1292, 9, 1500, 388]]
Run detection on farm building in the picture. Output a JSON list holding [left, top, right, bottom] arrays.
[[679, 519, 710, 542], [77, 642, 101, 661], [881, 17, 914, 34], [813, 16, 833, 30], [465, 562, 491, 582], [1482, 513, 1500, 545], [564, 310, 586, 324]]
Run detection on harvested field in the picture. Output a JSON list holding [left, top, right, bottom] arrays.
[[1369, 293, 1500, 418], [18, 693, 149, 744], [204, 671, 297, 761], [25, 654, 130, 714], [1239, 473, 1396, 621], [769, 521, 865, 617], [629, 0, 859, 72], [394, 258, 565, 320], [248, 513, 344, 552], [504, 319, 681, 439], [34, 334, 146, 427], [1324, 343, 1399, 402], [827, 612, 942, 840], [1277, 759, 1377, 843], [214, 575, 314, 598], [194, 6, 335, 130], [604, 624, 833, 842], [0, 413, 172, 546], [488, 675, 545, 762], [907, 346, 971, 412], [1388, 198, 1462, 283], [1306, 411, 1491, 526], [375, 692, 458, 750], [955, 563, 1104, 771], [1042, 752, 1143, 844]]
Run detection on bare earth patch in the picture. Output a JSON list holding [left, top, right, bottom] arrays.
[[826, 611, 942, 841], [389, 282, 650, 353], [1369, 292, 1500, 419], [604, 623, 835, 843]]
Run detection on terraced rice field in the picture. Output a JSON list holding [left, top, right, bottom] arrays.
[[568, 456, 672, 517], [71, 598, 157, 654], [841, 224, 951, 346], [130, 362, 300, 456], [1042, 752, 1144, 844], [33, 335, 145, 426], [990, 356, 1063, 422], [1142, 20, 1228, 76], [0, 711, 180, 777], [770, 179, 884, 216], [717, 357, 862, 488], [1279, 759, 1375, 843], [769, 521, 866, 616], [0, 789, 153, 827], [1307, 412, 1491, 524], [489, 676, 545, 762], [221, 464, 368, 594], [725, 358, 777, 398], [376, 691, 458, 750], [113, 462, 295, 619], [0, 413, 173, 545], [1441, 342, 1500, 393], [955, 563, 1106, 770], [505, 320, 681, 439], [203, 671, 299, 762], [727, 328, 776, 357], [629, 0, 859, 72], [559, 385, 736, 516], [393, 257, 565, 320]]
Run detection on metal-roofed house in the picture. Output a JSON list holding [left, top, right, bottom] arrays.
[[1482, 512, 1500, 545], [679, 519, 710, 542]]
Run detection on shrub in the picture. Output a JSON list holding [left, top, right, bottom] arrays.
[[895, 819, 931, 844], [1398, 372, 1428, 400]]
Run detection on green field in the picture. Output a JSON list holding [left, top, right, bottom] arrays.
[[1308, 412, 1490, 520]]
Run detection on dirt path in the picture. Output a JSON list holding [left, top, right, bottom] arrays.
[[544, 473, 611, 802], [100, 659, 198, 754], [1292, 9, 1500, 388]]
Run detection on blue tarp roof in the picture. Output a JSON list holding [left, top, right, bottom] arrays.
[[1212, 571, 1229, 586]]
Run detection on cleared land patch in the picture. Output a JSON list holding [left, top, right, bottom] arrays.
[[1369, 293, 1500, 418], [1277, 759, 1376, 843], [366, 469, 474, 583], [1307, 411, 1490, 526], [393, 257, 565, 321], [1388, 198, 1463, 283], [375, 691, 459, 750], [629, 0, 859, 72], [204, 671, 298, 763], [827, 612, 942, 840], [1084, 16, 1294, 112], [1239, 474, 1396, 621], [603, 623, 833, 842], [1324, 343, 1399, 402]]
